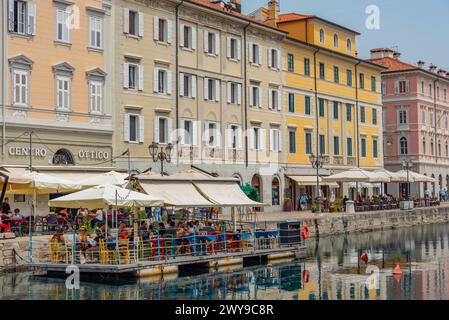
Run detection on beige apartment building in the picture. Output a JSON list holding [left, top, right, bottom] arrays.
[[112, 0, 287, 211]]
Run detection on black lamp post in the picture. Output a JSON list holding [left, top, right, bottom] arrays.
[[309, 153, 325, 214], [402, 159, 413, 200], [149, 142, 173, 176]]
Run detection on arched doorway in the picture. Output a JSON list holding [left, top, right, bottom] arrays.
[[52, 149, 75, 165], [232, 173, 243, 186], [271, 176, 280, 206], [251, 174, 262, 212]]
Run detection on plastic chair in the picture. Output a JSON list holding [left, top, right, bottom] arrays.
[[118, 238, 130, 265]]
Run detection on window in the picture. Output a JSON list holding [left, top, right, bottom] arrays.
[[372, 138, 378, 158], [446, 141, 448, 156], [346, 104, 352, 121], [270, 128, 281, 152], [9, 0, 36, 35], [181, 24, 196, 50], [437, 86, 440, 99], [289, 129, 296, 154], [250, 85, 261, 107], [154, 116, 170, 144], [152, 67, 171, 94], [305, 132, 312, 154], [360, 106, 365, 123], [250, 43, 261, 65], [347, 137, 353, 156], [398, 109, 407, 124], [182, 120, 194, 145], [180, 73, 196, 98], [334, 66, 339, 83], [371, 76, 376, 92], [347, 69, 352, 86], [372, 109, 377, 125], [319, 63, 325, 79], [333, 101, 339, 119], [359, 73, 365, 89], [333, 34, 338, 48], [204, 78, 219, 101], [56, 76, 71, 110], [305, 96, 311, 115], [382, 82, 386, 95], [429, 83, 433, 96], [431, 139, 434, 155], [124, 9, 142, 37], [56, 6, 71, 42], [304, 58, 310, 76], [203, 30, 218, 55], [287, 54, 294, 72], [438, 140, 442, 156], [361, 137, 367, 157], [125, 63, 144, 91], [206, 122, 218, 147], [89, 81, 103, 114], [422, 137, 426, 154], [154, 17, 171, 43], [319, 134, 326, 155], [125, 113, 144, 143], [319, 28, 325, 43], [12, 69, 28, 107], [228, 124, 241, 149], [288, 93, 295, 113], [227, 82, 242, 105], [421, 108, 426, 125], [268, 48, 280, 69], [252, 127, 263, 150], [400, 137, 408, 155], [430, 111, 434, 128], [319, 99, 325, 117], [333, 136, 340, 155], [395, 80, 409, 94], [421, 81, 425, 94], [445, 113, 448, 129], [346, 39, 352, 52], [227, 37, 241, 60], [89, 16, 103, 49], [269, 88, 280, 110]]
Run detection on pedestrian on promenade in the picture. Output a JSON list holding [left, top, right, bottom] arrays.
[[300, 193, 308, 211]]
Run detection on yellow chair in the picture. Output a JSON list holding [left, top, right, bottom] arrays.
[[49, 238, 60, 263], [118, 238, 130, 265], [99, 239, 116, 264], [240, 230, 251, 252]]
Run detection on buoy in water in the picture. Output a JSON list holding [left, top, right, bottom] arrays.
[[393, 263, 402, 275]]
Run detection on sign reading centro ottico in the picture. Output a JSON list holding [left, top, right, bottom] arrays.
[[8, 147, 110, 160]]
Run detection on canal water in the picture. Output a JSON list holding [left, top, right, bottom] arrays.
[[1, 223, 449, 300]]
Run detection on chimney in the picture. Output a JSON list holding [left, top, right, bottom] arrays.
[[393, 51, 401, 59], [229, 0, 241, 13], [370, 48, 397, 60], [417, 60, 425, 68], [438, 69, 446, 77], [429, 64, 437, 73], [267, 0, 279, 26]]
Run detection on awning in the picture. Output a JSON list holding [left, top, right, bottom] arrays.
[[193, 181, 267, 207], [139, 181, 215, 208], [288, 175, 339, 188]]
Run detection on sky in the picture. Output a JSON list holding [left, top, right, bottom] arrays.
[[242, 0, 449, 68]]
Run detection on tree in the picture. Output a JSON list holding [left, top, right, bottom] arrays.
[[240, 183, 260, 202]]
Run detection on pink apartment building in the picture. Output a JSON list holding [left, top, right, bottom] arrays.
[[370, 48, 449, 198]]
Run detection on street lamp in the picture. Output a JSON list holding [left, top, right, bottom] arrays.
[[149, 142, 173, 176], [402, 159, 413, 200], [309, 153, 325, 214]]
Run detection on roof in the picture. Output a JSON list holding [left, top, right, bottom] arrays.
[[368, 57, 418, 72], [276, 13, 360, 35]]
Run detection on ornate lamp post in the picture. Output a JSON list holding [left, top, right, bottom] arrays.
[[309, 153, 325, 213], [402, 159, 413, 200], [149, 142, 173, 176]]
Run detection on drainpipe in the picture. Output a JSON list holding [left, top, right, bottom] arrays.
[[2, 0, 7, 159], [243, 22, 250, 168], [354, 61, 361, 168], [175, 1, 184, 166]]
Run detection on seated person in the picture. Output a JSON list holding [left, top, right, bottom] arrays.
[[118, 222, 130, 240], [76, 226, 90, 252], [11, 208, 23, 219], [165, 221, 177, 237], [157, 222, 166, 236]]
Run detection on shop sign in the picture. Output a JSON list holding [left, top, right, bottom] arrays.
[[78, 150, 110, 160], [8, 147, 47, 158]]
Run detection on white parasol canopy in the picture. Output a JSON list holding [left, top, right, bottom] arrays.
[[5, 171, 82, 194], [390, 170, 436, 183], [78, 171, 128, 187], [322, 168, 390, 183], [48, 184, 164, 209]]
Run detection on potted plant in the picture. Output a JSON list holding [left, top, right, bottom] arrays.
[[311, 203, 317, 213]]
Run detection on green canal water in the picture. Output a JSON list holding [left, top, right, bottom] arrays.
[[2, 223, 449, 300]]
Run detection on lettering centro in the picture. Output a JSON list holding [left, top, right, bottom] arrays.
[[8, 146, 47, 158], [78, 150, 110, 160]]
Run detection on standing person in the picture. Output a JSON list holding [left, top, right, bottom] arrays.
[[1, 197, 11, 214], [153, 207, 162, 222], [300, 193, 308, 211]]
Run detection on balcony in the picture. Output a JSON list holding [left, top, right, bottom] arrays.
[[346, 157, 356, 166], [225, 148, 244, 163], [331, 156, 344, 165]]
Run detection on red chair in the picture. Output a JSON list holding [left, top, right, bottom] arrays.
[[151, 235, 165, 260], [0, 223, 10, 233], [207, 231, 219, 254]]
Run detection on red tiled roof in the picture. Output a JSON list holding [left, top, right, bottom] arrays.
[[368, 57, 417, 72], [278, 13, 313, 23]]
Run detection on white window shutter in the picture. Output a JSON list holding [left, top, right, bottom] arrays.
[[138, 65, 144, 91], [226, 125, 232, 148], [153, 16, 159, 40], [215, 80, 220, 102], [237, 39, 241, 60], [139, 116, 145, 143], [216, 123, 221, 148], [27, 3, 36, 35], [268, 48, 272, 68], [204, 30, 209, 53], [154, 117, 160, 143], [277, 49, 281, 70], [138, 12, 144, 37], [249, 43, 253, 63], [394, 81, 399, 94], [227, 82, 231, 104], [153, 68, 159, 92], [277, 90, 282, 111], [192, 121, 198, 146], [123, 63, 129, 89], [237, 84, 242, 105], [167, 70, 172, 94], [179, 73, 184, 96], [237, 127, 243, 149], [191, 75, 197, 98], [278, 130, 283, 151], [204, 78, 209, 100], [406, 80, 410, 93], [258, 87, 262, 108], [214, 33, 220, 55], [269, 129, 274, 151], [191, 27, 196, 50], [260, 129, 265, 150], [249, 86, 254, 106], [124, 114, 130, 142], [179, 24, 185, 47], [180, 120, 186, 145], [258, 45, 262, 65], [167, 20, 172, 44], [249, 128, 255, 150], [269, 90, 273, 109], [123, 8, 129, 33], [8, 0, 14, 31], [226, 37, 231, 58]]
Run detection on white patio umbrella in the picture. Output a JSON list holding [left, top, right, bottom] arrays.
[[390, 170, 436, 183], [78, 171, 128, 187], [5, 171, 82, 195], [322, 168, 390, 183]]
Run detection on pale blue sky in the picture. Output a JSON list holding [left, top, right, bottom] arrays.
[[242, 0, 449, 68]]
